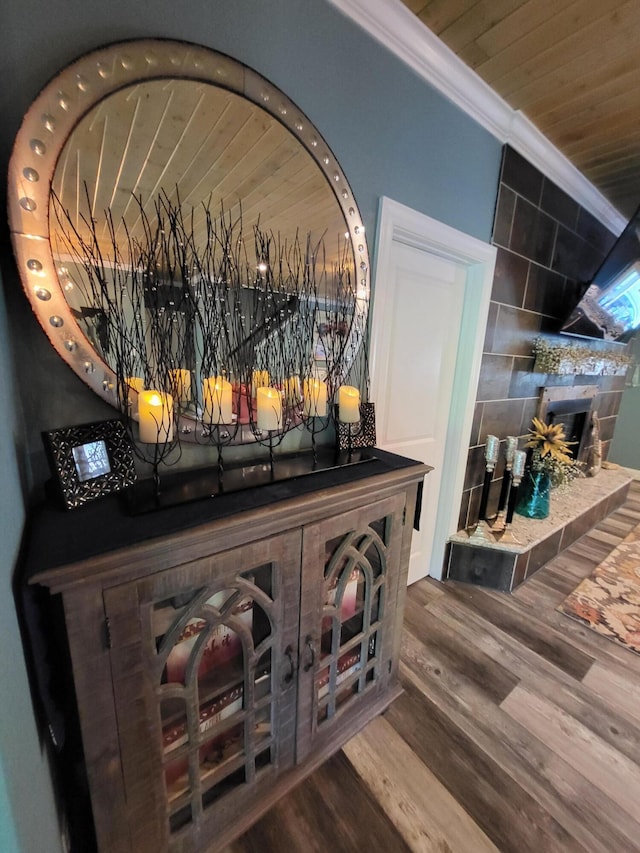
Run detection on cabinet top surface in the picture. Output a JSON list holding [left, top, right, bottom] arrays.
[[24, 448, 429, 590]]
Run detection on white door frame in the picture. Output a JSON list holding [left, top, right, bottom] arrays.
[[370, 197, 496, 581]]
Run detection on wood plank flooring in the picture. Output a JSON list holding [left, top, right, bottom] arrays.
[[230, 480, 640, 852]]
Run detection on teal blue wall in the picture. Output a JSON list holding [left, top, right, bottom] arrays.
[[609, 333, 640, 469], [2, 0, 500, 240], [0, 1, 501, 848], [0, 273, 61, 852], [609, 385, 640, 469]]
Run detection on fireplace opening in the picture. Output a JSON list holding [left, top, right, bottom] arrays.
[[537, 385, 598, 464]]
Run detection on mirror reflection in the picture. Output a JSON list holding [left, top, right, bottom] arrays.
[[9, 40, 371, 457], [49, 78, 364, 445], [50, 79, 346, 275]]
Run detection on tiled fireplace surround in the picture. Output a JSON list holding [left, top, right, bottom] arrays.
[[450, 145, 630, 588]]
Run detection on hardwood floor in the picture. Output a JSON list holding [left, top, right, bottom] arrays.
[[230, 480, 640, 853]]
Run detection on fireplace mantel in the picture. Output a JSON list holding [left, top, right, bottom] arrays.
[[532, 338, 631, 377]]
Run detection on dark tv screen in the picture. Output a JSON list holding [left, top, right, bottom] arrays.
[[561, 203, 640, 342]]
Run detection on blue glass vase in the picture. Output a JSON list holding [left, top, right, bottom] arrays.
[[515, 470, 551, 519]]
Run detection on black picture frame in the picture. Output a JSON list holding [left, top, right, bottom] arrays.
[[42, 419, 137, 510]]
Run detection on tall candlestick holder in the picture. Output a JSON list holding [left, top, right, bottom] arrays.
[[499, 450, 527, 544], [468, 435, 499, 544], [268, 429, 275, 478], [205, 422, 235, 494], [491, 435, 518, 534], [302, 413, 326, 467]]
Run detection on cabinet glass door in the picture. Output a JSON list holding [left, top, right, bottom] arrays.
[[297, 493, 406, 759], [155, 566, 275, 833], [104, 531, 300, 849]]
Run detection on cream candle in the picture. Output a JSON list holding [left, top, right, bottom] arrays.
[[284, 375, 301, 407], [252, 370, 270, 395], [124, 376, 144, 410], [168, 368, 191, 405], [203, 376, 232, 423], [338, 385, 360, 423], [125, 376, 144, 393], [138, 390, 174, 443], [256, 387, 282, 431], [303, 378, 327, 417]]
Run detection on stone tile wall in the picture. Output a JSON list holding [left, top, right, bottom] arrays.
[[458, 145, 627, 531]]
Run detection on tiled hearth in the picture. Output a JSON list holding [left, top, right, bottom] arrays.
[[447, 468, 632, 591]]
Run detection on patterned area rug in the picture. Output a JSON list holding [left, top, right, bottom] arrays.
[[558, 522, 640, 655]]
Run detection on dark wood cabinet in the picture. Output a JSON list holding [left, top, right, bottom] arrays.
[[27, 452, 427, 852]]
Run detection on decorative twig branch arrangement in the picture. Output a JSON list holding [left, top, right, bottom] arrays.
[[51, 188, 370, 490]]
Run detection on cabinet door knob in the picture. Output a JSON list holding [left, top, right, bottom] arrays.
[[283, 644, 295, 685], [303, 635, 316, 672]]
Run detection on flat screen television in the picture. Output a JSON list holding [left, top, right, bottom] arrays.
[[561, 202, 640, 342]]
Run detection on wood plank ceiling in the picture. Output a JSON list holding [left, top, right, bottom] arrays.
[[51, 79, 347, 272], [400, 0, 640, 219]]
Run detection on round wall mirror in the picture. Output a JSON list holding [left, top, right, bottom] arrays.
[[8, 39, 370, 444]]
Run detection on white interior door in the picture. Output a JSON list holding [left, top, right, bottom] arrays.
[[373, 244, 465, 583], [370, 198, 496, 582]]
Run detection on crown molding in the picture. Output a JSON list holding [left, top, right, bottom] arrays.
[[328, 0, 626, 235]]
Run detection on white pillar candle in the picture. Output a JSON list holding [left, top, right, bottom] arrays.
[[168, 368, 191, 405], [125, 376, 144, 393], [203, 376, 232, 423], [303, 378, 327, 417], [124, 376, 144, 410], [138, 391, 174, 443], [284, 375, 301, 407], [338, 385, 361, 423], [252, 370, 270, 395], [256, 387, 282, 431]]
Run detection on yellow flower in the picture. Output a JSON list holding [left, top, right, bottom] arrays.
[[525, 416, 575, 465]]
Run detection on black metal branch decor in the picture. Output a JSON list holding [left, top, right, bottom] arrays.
[[50, 187, 371, 497]]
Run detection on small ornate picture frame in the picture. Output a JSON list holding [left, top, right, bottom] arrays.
[[42, 419, 137, 509]]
